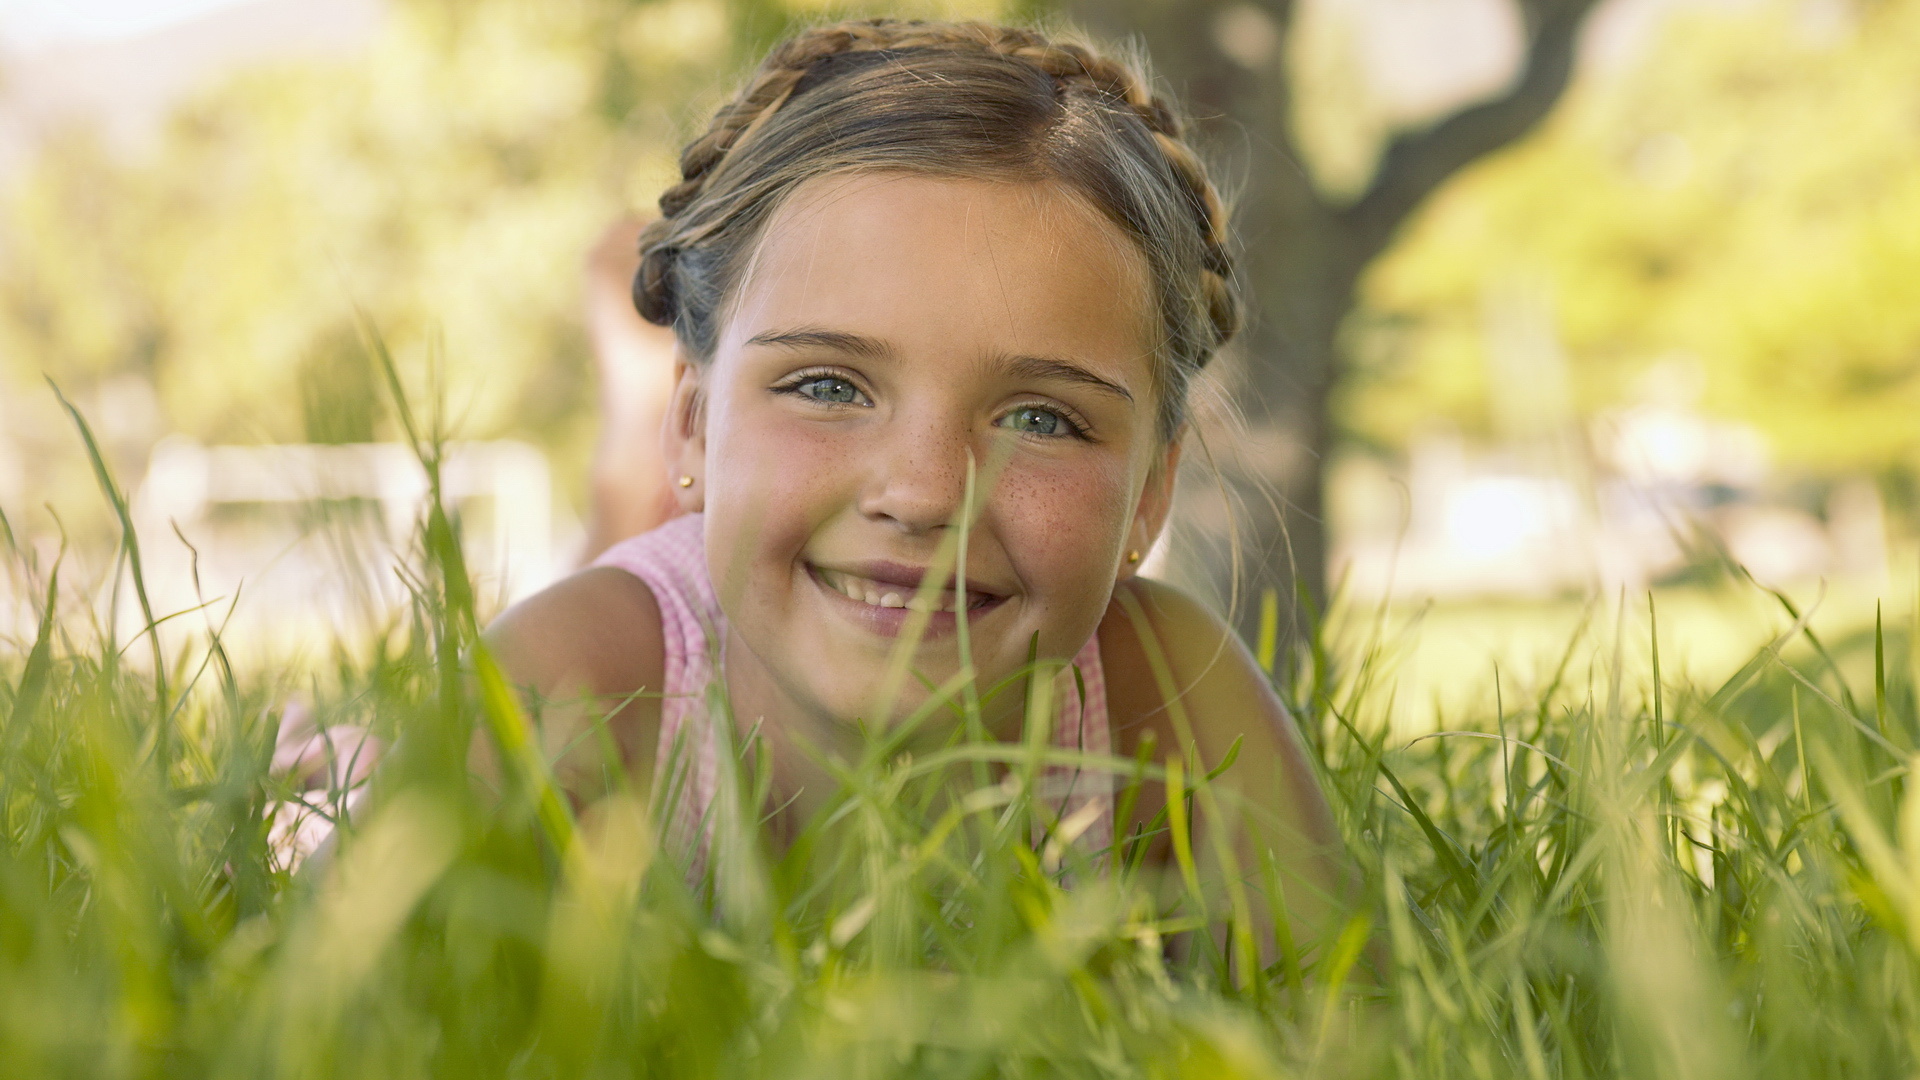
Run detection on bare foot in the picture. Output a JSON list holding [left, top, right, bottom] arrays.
[[581, 219, 682, 563]]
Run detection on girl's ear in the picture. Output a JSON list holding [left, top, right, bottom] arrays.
[[662, 354, 707, 513], [1121, 433, 1182, 580]]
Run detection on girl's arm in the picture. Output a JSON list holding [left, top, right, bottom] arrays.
[[1099, 577, 1360, 971], [482, 566, 668, 796], [292, 568, 665, 879]]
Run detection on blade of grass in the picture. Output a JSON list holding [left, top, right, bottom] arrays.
[[50, 380, 170, 759]]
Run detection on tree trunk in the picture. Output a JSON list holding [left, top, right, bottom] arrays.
[[1060, 0, 1347, 647], [1062, 0, 1600, 656]]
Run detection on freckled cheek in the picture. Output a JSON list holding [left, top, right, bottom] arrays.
[[705, 405, 862, 568], [991, 455, 1136, 600]]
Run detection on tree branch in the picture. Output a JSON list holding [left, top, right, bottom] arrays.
[[1336, 0, 1602, 260]]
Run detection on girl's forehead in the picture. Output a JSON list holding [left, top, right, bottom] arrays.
[[722, 172, 1156, 377]]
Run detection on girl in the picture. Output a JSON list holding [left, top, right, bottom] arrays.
[[489, 19, 1351, 955]]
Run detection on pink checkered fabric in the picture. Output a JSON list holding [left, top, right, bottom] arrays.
[[592, 512, 1114, 864]]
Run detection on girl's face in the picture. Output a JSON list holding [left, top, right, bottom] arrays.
[[667, 172, 1176, 726]]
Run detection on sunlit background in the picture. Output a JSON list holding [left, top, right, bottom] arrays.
[[1, 0, 1913, 728]]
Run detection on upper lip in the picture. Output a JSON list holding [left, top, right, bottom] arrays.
[[814, 559, 1009, 599]]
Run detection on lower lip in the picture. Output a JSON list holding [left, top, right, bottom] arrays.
[[805, 564, 1006, 640]]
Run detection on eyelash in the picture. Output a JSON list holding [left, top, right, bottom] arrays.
[[775, 368, 872, 408], [772, 368, 1093, 440], [998, 400, 1092, 441]]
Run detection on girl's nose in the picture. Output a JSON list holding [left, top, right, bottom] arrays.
[[857, 411, 972, 534]]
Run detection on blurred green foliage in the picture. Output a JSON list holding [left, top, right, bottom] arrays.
[[1349, 0, 1920, 478]]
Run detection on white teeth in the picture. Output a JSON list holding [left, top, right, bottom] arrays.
[[818, 566, 986, 614]]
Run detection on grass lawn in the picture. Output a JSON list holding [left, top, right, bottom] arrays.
[[1346, 558, 1910, 738]]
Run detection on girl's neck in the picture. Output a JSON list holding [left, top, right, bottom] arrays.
[[720, 625, 861, 834], [718, 625, 1027, 838]]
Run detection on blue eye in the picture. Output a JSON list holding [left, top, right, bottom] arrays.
[[797, 376, 861, 404], [1000, 406, 1064, 436]]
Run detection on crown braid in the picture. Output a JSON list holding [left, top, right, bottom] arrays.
[[636, 19, 1241, 436]]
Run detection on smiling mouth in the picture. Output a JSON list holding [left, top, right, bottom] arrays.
[[810, 565, 999, 614]]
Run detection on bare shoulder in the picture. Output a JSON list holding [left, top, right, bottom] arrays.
[[484, 566, 665, 706], [1096, 577, 1281, 758], [1098, 579, 1356, 961], [1099, 577, 1257, 684], [1096, 575, 1335, 846]]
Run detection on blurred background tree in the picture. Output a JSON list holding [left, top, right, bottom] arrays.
[[1352, 0, 1920, 484], [1060, 0, 1600, 645]]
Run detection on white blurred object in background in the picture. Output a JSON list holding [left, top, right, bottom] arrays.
[[1331, 352, 1889, 600], [129, 438, 557, 650]]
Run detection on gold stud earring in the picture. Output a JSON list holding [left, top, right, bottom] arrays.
[[1126, 549, 1141, 565], [678, 475, 694, 488]]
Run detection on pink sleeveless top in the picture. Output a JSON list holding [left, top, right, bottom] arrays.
[[593, 513, 1115, 861]]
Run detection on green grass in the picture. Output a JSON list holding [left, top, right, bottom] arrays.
[[6, 400, 1920, 1077]]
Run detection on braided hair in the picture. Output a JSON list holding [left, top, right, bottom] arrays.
[[635, 19, 1239, 440]]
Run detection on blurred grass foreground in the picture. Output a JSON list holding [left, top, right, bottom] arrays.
[[4, 388, 1920, 1078]]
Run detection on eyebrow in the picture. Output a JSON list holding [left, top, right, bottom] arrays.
[[744, 327, 891, 360], [1003, 354, 1135, 404]]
